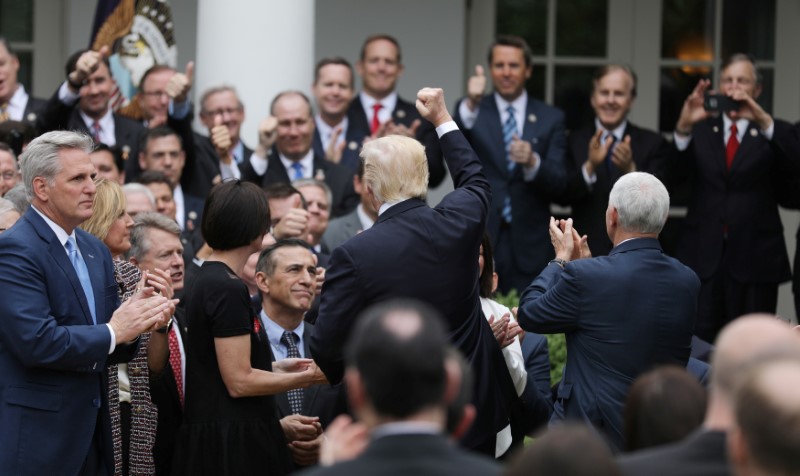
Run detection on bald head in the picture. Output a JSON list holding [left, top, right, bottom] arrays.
[[711, 314, 796, 398]]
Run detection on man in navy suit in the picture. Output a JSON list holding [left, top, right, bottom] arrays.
[[346, 35, 446, 187], [561, 64, 670, 257], [454, 35, 567, 294], [254, 239, 347, 468], [0, 38, 46, 126], [517, 172, 700, 452], [311, 87, 516, 456], [670, 54, 800, 343], [39, 48, 144, 166], [241, 91, 358, 218], [0, 131, 172, 475], [311, 58, 362, 172]]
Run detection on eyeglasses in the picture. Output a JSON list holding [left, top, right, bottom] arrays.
[[201, 107, 242, 117], [1, 172, 17, 181]]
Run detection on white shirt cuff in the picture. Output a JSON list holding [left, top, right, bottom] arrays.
[[58, 81, 80, 105], [762, 122, 774, 140], [219, 160, 241, 180], [457, 100, 478, 129], [106, 324, 116, 354], [582, 162, 597, 187], [250, 151, 269, 176], [169, 99, 191, 119], [522, 153, 542, 182], [673, 132, 692, 151], [435, 121, 459, 138]]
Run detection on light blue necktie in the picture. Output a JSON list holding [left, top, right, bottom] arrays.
[[66, 236, 97, 324], [501, 105, 517, 223], [290, 162, 304, 181]]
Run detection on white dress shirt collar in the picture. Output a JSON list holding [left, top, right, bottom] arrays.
[[595, 118, 628, 142], [356, 204, 375, 230], [260, 309, 305, 360], [279, 149, 315, 180], [493, 90, 528, 136], [722, 114, 748, 143], [79, 108, 116, 145], [32, 205, 72, 251], [360, 91, 397, 125], [7, 84, 29, 121], [173, 185, 185, 231]]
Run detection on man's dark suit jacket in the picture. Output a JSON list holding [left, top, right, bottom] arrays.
[[267, 322, 347, 429], [454, 94, 567, 279], [671, 118, 800, 284], [239, 147, 359, 218], [562, 122, 670, 256], [21, 95, 47, 128], [302, 433, 501, 476], [39, 89, 145, 168], [150, 309, 188, 476], [517, 238, 700, 452], [312, 124, 362, 173], [617, 429, 729, 476], [0, 208, 137, 475], [311, 128, 516, 450], [347, 95, 447, 187]]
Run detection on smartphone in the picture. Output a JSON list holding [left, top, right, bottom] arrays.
[[704, 93, 741, 113]]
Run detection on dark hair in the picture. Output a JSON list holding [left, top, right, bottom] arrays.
[[137, 170, 174, 192], [65, 49, 111, 78], [488, 35, 533, 68], [506, 424, 621, 476], [0, 37, 16, 57], [270, 90, 314, 117], [360, 34, 402, 63], [91, 143, 124, 174], [479, 232, 495, 298], [202, 180, 270, 251], [314, 57, 354, 87], [0, 121, 36, 156], [721, 53, 762, 85], [139, 64, 175, 92], [255, 238, 314, 277], [346, 299, 447, 418], [264, 182, 308, 209], [138, 126, 182, 154], [624, 365, 707, 451], [593, 64, 638, 98]]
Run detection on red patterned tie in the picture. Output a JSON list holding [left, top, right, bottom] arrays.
[[91, 121, 102, 144], [370, 103, 383, 135], [168, 326, 184, 407], [726, 123, 739, 170]]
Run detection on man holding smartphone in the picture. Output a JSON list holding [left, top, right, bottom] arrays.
[[670, 53, 800, 343]]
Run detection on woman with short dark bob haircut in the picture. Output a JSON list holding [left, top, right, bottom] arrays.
[[172, 180, 326, 476]]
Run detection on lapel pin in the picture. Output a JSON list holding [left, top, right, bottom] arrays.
[[122, 145, 131, 161], [396, 109, 406, 119], [27, 112, 37, 122], [528, 114, 537, 123], [713, 126, 719, 133], [188, 211, 198, 220], [348, 141, 358, 151], [750, 128, 758, 137], [87, 253, 94, 259], [212, 174, 222, 185], [315, 169, 326, 181]]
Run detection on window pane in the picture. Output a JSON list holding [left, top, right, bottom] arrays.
[[496, 0, 548, 56], [721, 0, 775, 60], [525, 66, 546, 106], [556, 0, 608, 57], [553, 66, 597, 132], [15, 51, 32, 93], [661, 0, 715, 61], [755, 68, 773, 116], [0, 0, 34, 42], [659, 66, 713, 132]]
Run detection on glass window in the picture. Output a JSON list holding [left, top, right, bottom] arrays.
[[554, 66, 597, 132], [0, 0, 34, 42], [555, 0, 608, 57], [15, 51, 32, 94], [721, 0, 775, 60], [661, 0, 715, 61], [495, 0, 548, 55], [525, 67, 546, 104], [659, 66, 712, 132]]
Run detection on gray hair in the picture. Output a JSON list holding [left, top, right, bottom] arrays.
[[0, 197, 15, 215], [126, 211, 181, 261], [608, 172, 669, 234], [292, 178, 333, 209], [3, 183, 29, 214], [20, 131, 94, 201], [122, 183, 156, 207]]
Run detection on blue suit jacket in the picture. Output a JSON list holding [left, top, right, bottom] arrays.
[[311, 128, 516, 449], [517, 238, 700, 452], [454, 94, 567, 276], [0, 208, 136, 475]]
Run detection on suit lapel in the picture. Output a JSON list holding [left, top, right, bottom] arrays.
[[482, 97, 509, 174], [729, 121, 759, 173]]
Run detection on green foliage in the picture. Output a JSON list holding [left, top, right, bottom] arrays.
[[494, 290, 567, 386]]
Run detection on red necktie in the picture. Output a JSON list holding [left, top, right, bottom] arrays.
[[370, 103, 383, 135], [91, 121, 102, 144], [168, 326, 184, 407], [726, 123, 739, 170]]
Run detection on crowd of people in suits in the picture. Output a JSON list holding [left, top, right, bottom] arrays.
[[1, 29, 800, 476]]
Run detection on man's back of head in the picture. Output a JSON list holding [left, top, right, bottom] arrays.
[[607, 171, 669, 238], [345, 299, 447, 421], [361, 135, 428, 204]]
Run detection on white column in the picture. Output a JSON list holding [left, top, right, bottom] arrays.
[[194, 0, 315, 146]]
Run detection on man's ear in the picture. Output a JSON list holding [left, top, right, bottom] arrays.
[[345, 367, 365, 411], [32, 176, 49, 202], [255, 271, 269, 295]]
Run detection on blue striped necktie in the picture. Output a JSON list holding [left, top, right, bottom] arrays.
[[66, 236, 97, 324], [291, 162, 304, 181], [501, 105, 517, 223]]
